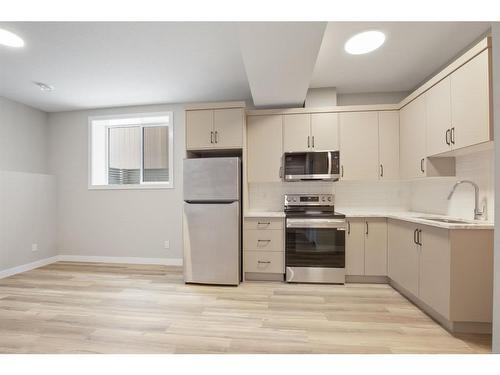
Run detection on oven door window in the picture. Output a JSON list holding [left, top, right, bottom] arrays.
[[286, 227, 345, 268]]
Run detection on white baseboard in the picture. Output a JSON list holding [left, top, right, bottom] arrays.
[[57, 255, 183, 266], [0, 256, 60, 279]]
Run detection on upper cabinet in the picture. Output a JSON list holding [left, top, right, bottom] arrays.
[[378, 111, 400, 180], [186, 107, 244, 150], [247, 115, 283, 183], [426, 50, 492, 156], [450, 49, 492, 150], [400, 96, 427, 179], [283, 113, 339, 152], [339, 111, 379, 180]]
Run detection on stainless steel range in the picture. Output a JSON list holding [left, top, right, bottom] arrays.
[[284, 193, 346, 284]]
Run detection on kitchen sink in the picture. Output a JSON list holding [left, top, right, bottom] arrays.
[[416, 217, 470, 224]]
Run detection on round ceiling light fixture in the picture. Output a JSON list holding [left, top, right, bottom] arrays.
[[344, 30, 385, 55], [0, 28, 25, 48]]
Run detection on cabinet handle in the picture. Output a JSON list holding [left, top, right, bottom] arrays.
[[210, 131, 214, 144], [451, 127, 455, 145], [420, 158, 425, 173], [445, 129, 451, 145], [257, 260, 271, 264], [347, 221, 350, 235], [365, 221, 369, 236], [380, 164, 384, 178], [307, 136, 310, 148], [417, 229, 422, 246], [257, 239, 271, 243], [341, 165, 344, 178], [279, 166, 283, 179], [312, 136, 315, 148], [257, 221, 271, 226], [413, 229, 418, 244], [214, 131, 218, 143]]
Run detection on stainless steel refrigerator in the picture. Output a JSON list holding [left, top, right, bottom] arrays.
[[183, 157, 241, 285]]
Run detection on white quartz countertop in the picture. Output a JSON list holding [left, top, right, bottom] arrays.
[[244, 211, 286, 218], [337, 209, 494, 230]]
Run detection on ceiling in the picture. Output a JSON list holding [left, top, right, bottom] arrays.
[[0, 21, 492, 112], [311, 22, 491, 93]]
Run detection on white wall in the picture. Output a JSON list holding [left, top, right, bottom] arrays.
[[337, 91, 409, 106], [491, 22, 500, 354], [48, 104, 185, 261], [0, 96, 57, 273]]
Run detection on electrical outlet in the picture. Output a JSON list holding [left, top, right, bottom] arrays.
[[164, 240, 170, 250], [31, 243, 38, 252]]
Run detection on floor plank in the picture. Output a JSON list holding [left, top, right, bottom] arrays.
[[0, 262, 491, 354]]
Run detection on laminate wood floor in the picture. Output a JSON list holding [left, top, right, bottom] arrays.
[[0, 262, 491, 354]]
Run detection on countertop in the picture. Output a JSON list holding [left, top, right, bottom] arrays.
[[244, 209, 493, 229], [337, 209, 494, 230]]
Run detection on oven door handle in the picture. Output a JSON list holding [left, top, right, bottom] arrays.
[[286, 218, 346, 229]]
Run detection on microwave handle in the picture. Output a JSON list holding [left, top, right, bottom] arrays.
[[327, 152, 332, 175]]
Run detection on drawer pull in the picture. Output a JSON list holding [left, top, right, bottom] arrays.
[[257, 221, 271, 225], [257, 261, 271, 264]]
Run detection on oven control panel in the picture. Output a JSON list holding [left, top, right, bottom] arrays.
[[284, 194, 334, 206]]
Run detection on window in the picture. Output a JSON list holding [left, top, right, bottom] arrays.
[[89, 112, 174, 189]]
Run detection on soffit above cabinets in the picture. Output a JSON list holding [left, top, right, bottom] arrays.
[[238, 22, 327, 108]]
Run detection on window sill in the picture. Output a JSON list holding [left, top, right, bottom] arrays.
[[88, 183, 174, 190]]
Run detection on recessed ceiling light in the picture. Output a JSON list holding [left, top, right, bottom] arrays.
[[34, 82, 55, 92], [344, 30, 385, 55], [0, 28, 25, 48]]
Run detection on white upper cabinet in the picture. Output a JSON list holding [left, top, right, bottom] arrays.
[[247, 115, 283, 183], [400, 96, 427, 179], [426, 77, 452, 156], [186, 110, 214, 150], [450, 49, 492, 149], [283, 114, 311, 152], [339, 111, 379, 180], [186, 108, 244, 150], [311, 113, 339, 150], [378, 111, 400, 180]]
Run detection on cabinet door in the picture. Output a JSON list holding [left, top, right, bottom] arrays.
[[283, 114, 311, 152], [186, 110, 214, 150], [387, 220, 419, 296], [311, 113, 339, 150], [451, 49, 491, 149], [378, 111, 399, 180], [339, 112, 379, 180], [364, 218, 388, 276], [426, 77, 452, 156], [247, 115, 283, 183], [346, 219, 365, 275], [214, 108, 244, 149], [418, 226, 451, 319], [399, 96, 427, 179]]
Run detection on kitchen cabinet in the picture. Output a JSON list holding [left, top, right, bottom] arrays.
[[247, 115, 283, 183], [339, 112, 379, 180], [426, 77, 452, 156], [283, 113, 339, 152], [378, 111, 400, 180], [450, 49, 492, 150], [186, 108, 244, 150], [346, 218, 387, 276]]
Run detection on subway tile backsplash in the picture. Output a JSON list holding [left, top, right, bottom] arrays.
[[248, 149, 494, 221]]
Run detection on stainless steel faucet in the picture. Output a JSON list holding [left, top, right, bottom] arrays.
[[447, 180, 485, 220]]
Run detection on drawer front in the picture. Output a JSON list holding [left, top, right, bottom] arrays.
[[244, 229, 283, 252], [244, 218, 283, 230], [244, 251, 284, 273]]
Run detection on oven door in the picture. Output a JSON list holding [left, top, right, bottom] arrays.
[[285, 218, 346, 268]]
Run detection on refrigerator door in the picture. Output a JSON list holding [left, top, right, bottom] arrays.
[[183, 157, 240, 202], [183, 201, 240, 285]]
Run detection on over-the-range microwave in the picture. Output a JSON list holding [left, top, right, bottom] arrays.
[[281, 151, 340, 182]]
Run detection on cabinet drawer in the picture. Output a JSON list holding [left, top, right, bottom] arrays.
[[244, 251, 284, 274], [244, 229, 283, 252], [244, 218, 283, 230]]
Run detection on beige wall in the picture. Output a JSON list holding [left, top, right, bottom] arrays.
[[48, 103, 185, 261], [0, 96, 56, 273]]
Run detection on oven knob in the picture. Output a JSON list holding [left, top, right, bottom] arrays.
[[321, 197, 325, 202], [328, 197, 332, 202], [293, 197, 297, 202]]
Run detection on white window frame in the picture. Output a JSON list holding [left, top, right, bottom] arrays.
[[88, 112, 174, 190]]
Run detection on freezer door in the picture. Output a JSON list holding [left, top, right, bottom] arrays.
[[183, 201, 240, 285], [183, 157, 240, 202]]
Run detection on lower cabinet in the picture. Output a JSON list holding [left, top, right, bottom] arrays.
[[243, 217, 284, 280], [387, 219, 494, 331], [346, 218, 387, 277]]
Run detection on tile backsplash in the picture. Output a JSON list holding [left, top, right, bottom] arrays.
[[248, 149, 494, 221]]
